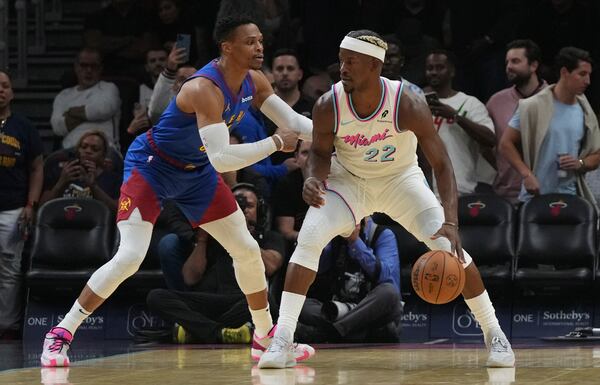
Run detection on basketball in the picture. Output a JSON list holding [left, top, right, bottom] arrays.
[[411, 250, 465, 304]]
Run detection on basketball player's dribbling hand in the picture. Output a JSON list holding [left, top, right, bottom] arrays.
[[274, 127, 299, 152], [430, 224, 465, 263], [303, 177, 326, 208]]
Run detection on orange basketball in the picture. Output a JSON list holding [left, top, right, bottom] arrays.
[[411, 250, 465, 304]]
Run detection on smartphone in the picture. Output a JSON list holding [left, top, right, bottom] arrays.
[[424, 92, 439, 105], [175, 33, 191, 63]]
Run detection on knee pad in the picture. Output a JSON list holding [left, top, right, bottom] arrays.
[[408, 207, 473, 268], [200, 210, 268, 295], [229, 235, 267, 295], [88, 209, 153, 298], [289, 241, 325, 272], [290, 197, 355, 271]]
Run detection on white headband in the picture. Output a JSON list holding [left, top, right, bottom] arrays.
[[340, 36, 386, 62]]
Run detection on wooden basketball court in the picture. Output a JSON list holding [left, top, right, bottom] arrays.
[[2, 341, 600, 384]]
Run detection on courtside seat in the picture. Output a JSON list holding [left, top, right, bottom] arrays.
[[458, 194, 515, 286], [26, 198, 115, 291], [514, 194, 596, 290]]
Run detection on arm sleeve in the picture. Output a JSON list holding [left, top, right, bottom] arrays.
[[260, 94, 313, 141], [148, 72, 176, 124], [199, 122, 278, 173]]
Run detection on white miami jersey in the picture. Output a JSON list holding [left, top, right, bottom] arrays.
[[332, 77, 418, 179]]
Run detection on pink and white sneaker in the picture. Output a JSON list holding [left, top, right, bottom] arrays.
[[41, 327, 73, 367], [251, 325, 315, 362]]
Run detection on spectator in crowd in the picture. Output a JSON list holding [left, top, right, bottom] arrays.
[[147, 44, 195, 124], [146, 183, 286, 344], [382, 35, 426, 100], [51, 48, 121, 150], [272, 140, 310, 249], [266, 49, 314, 166], [154, 0, 200, 61], [40, 130, 121, 212], [301, 72, 331, 105], [296, 217, 402, 343], [500, 47, 600, 204], [487, 40, 547, 204], [126, 47, 168, 137], [270, 49, 313, 123], [140, 47, 168, 108], [83, 0, 156, 78], [0, 70, 44, 338], [424, 49, 496, 196]]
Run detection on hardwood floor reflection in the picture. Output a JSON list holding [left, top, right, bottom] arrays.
[[2, 344, 600, 384]]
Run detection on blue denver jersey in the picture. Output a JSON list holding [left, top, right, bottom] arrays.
[[150, 59, 256, 168]]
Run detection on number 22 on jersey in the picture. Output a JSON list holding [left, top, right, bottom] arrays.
[[363, 145, 396, 162]]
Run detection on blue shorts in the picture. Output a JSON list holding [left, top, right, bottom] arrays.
[[116, 135, 237, 226]]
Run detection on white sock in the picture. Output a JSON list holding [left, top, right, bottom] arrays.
[[276, 291, 306, 338], [249, 306, 273, 338], [56, 300, 92, 336], [464, 290, 500, 338]]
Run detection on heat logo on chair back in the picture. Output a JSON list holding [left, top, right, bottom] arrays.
[[549, 200, 567, 217], [467, 201, 486, 217], [63, 204, 82, 221]]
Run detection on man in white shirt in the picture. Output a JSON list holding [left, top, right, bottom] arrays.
[[51, 48, 121, 149], [424, 49, 496, 196]]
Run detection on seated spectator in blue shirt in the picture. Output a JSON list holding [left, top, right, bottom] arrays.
[[295, 216, 403, 343]]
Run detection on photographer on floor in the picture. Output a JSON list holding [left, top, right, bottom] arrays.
[[295, 216, 403, 343], [146, 183, 285, 344]]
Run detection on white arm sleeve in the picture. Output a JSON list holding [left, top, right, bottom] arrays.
[[260, 94, 313, 141], [199, 122, 277, 173]]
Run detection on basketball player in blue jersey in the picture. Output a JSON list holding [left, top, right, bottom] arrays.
[[259, 30, 515, 369], [41, 15, 316, 367]]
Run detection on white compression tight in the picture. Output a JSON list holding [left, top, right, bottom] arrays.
[[406, 206, 473, 268], [200, 208, 267, 295], [289, 191, 356, 272], [87, 208, 154, 299]]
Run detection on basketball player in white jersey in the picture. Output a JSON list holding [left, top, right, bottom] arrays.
[[259, 30, 515, 369]]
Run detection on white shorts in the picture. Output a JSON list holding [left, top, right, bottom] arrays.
[[326, 157, 440, 230], [292, 158, 473, 270]]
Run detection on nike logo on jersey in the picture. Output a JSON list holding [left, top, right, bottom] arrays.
[[340, 119, 355, 126]]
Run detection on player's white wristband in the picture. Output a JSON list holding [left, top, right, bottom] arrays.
[[272, 134, 284, 151]]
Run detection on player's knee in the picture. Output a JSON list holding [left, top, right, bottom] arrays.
[[289, 242, 322, 272], [111, 241, 146, 277], [408, 208, 444, 243], [228, 236, 267, 294]]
